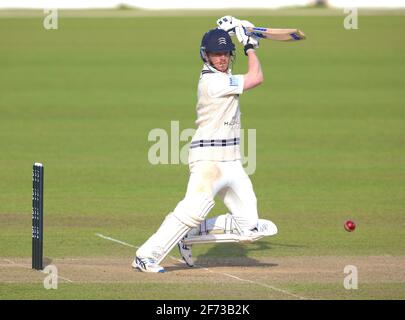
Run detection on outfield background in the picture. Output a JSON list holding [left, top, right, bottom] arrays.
[[0, 7, 404, 299], [1, 0, 405, 9]]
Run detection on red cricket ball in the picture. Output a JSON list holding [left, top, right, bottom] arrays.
[[344, 220, 356, 232]]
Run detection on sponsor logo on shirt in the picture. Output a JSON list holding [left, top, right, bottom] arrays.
[[224, 114, 240, 128], [229, 76, 239, 87]]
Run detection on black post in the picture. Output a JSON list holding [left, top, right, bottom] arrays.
[[32, 163, 44, 270]]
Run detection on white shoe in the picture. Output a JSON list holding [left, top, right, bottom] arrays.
[[257, 219, 278, 236], [178, 240, 194, 267], [132, 257, 165, 273]]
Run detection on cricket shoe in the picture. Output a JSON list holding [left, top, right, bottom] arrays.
[[132, 257, 165, 273], [178, 239, 194, 267]]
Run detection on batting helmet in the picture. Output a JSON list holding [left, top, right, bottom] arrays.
[[200, 28, 235, 62]]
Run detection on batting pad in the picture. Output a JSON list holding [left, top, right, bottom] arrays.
[[194, 213, 244, 235], [137, 195, 215, 264], [182, 218, 277, 245]]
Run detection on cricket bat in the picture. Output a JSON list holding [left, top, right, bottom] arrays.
[[246, 27, 306, 41]]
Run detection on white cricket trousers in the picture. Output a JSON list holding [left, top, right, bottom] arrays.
[[136, 160, 258, 261], [186, 160, 258, 230]]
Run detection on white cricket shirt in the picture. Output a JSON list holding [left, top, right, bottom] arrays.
[[188, 64, 245, 164]]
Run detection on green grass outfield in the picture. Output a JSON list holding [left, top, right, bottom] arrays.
[[0, 10, 404, 300]]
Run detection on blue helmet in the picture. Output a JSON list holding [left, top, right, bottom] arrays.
[[200, 28, 235, 62]]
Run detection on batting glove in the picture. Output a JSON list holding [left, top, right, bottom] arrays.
[[216, 15, 241, 36], [235, 25, 259, 55]]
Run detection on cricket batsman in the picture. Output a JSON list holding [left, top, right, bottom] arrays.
[[134, 16, 278, 273]]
